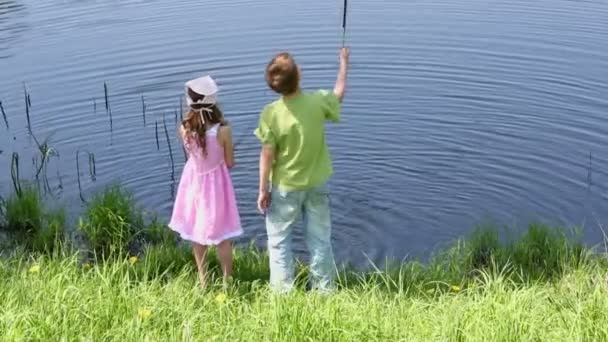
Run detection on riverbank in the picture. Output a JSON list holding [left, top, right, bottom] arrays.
[[1, 185, 608, 340], [2, 249, 608, 340]]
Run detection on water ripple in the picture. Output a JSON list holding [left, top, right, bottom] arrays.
[[0, 0, 607, 265]]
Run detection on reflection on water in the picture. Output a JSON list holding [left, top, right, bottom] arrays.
[[0, 1, 27, 59], [1, 0, 608, 267]]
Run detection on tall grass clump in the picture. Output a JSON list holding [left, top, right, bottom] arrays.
[[140, 217, 176, 246], [78, 185, 143, 258], [133, 243, 193, 281], [421, 224, 588, 289], [0, 186, 65, 253], [351, 224, 591, 296], [511, 224, 586, 279]]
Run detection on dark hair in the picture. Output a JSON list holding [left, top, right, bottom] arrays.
[[265, 52, 299, 95], [181, 88, 224, 156]]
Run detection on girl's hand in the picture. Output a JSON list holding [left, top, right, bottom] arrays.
[[257, 191, 271, 214]]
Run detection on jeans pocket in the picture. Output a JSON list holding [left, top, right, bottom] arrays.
[[308, 184, 330, 207], [268, 189, 301, 232]]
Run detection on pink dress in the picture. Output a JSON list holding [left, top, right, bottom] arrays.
[[169, 124, 243, 245]]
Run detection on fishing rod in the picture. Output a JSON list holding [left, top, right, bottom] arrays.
[[342, 0, 348, 47]]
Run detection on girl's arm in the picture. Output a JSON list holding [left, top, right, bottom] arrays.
[[219, 125, 235, 168], [179, 125, 192, 159], [178, 125, 187, 140]]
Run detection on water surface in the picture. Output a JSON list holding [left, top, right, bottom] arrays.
[[1, 0, 608, 266]]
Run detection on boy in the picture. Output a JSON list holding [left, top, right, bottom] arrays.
[[255, 48, 350, 292]]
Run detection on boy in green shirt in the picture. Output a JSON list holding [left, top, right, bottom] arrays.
[[255, 48, 350, 292]]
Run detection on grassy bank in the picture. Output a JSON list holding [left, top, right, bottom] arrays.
[[1, 185, 608, 340], [2, 251, 608, 340]]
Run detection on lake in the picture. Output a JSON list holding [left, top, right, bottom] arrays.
[[1, 0, 607, 266]]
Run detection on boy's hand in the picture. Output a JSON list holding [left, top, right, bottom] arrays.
[[257, 191, 271, 214], [339, 47, 350, 65]]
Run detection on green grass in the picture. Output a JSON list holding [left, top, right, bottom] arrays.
[[0, 186, 65, 253], [78, 185, 144, 258], [1, 185, 608, 340], [0, 249, 607, 340]]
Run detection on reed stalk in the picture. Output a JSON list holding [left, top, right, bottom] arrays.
[[163, 114, 175, 177], [104, 82, 113, 132], [11, 152, 22, 196], [24, 86, 32, 134], [141, 95, 146, 127], [155, 121, 160, 150], [0, 100, 8, 129]]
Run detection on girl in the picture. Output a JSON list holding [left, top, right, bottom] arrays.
[[169, 75, 243, 287]]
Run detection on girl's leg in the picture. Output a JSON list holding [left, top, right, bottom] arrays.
[[217, 240, 233, 283], [192, 243, 209, 287]]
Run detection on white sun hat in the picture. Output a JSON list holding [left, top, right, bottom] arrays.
[[184, 75, 218, 108]]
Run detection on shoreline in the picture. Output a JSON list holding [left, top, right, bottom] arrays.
[[0, 184, 596, 279], [1, 185, 608, 339]]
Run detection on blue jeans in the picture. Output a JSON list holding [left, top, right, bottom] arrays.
[[266, 183, 335, 292]]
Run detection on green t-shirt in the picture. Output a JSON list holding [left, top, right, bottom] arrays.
[[254, 89, 341, 190]]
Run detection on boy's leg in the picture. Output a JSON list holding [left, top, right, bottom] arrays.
[[303, 184, 335, 292], [217, 240, 233, 284], [266, 187, 303, 293], [192, 243, 209, 288]]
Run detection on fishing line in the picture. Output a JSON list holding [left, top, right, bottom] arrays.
[[342, 0, 348, 47]]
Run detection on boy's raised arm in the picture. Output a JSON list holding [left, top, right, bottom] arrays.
[[333, 48, 350, 102]]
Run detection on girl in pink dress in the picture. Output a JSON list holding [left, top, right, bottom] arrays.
[[169, 75, 243, 287]]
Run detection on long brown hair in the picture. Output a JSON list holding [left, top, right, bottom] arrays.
[[181, 88, 225, 156]]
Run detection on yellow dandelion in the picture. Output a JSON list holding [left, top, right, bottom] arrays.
[[450, 285, 461, 292], [215, 293, 227, 304], [28, 264, 41, 274], [138, 308, 152, 320], [128, 256, 139, 265]]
